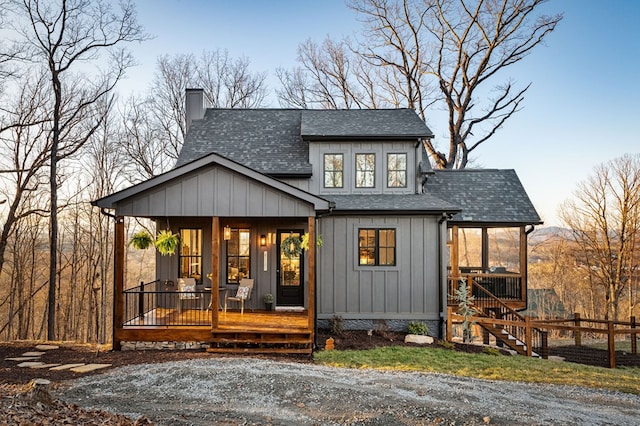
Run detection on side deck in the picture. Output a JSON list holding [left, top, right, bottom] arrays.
[[447, 273, 526, 310]]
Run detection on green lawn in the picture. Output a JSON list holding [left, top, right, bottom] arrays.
[[314, 346, 640, 395]]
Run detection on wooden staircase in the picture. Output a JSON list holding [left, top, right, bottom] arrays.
[[474, 312, 540, 357], [449, 279, 547, 359]]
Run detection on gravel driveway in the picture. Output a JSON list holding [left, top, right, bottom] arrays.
[[58, 358, 640, 425]]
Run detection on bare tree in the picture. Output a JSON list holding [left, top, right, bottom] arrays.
[[120, 95, 174, 180], [197, 50, 268, 109], [560, 154, 640, 320], [114, 50, 270, 183], [0, 70, 51, 278], [277, 38, 384, 109], [146, 50, 268, 168], [13, 0, 148, 340], [278, 0, 562, 169]]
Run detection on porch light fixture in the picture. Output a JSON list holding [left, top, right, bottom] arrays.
[[260, 234, 267, 246], [223, 226, 231, 241]]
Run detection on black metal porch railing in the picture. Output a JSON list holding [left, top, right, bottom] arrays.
[[122, 279, 211, 327], [448, 273, 522, 303]]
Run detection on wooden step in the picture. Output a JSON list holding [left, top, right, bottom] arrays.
[[209, 330, 314, 355], [206, 346, 312, 354]]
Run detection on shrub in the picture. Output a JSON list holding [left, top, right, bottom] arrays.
[[439, 340, 455, 349], [407, 321, 428, 336], [328, 315, 344, 336], [483, 347, 502, 356]]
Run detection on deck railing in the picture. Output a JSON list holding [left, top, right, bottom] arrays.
[[448, 275, 547, 357], [448, 273, 522, 304], [122, 280, 211, 327]]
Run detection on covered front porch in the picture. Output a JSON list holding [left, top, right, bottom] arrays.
[[112, 215, 318, 354], [93, 153, 332, 354]]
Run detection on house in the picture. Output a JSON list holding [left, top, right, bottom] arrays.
[[93, 89, 542, 353]]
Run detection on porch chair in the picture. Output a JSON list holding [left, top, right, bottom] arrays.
[[224, 278, 254, 314], [177, 278, 199, 314]]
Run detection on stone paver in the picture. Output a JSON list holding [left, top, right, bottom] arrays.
[[69, 363, 112, 373], [5, 356, 42, 361], [49, 363, 86, 371], [6, 345, 113, 375], [30, 363, 62, 369], [17, 361, 45, 368], [22, 351, 46, 357], [35, 344, 60, 351]]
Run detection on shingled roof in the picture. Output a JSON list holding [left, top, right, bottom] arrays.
[[425, 169, 542, 225], [325, 194, 460, 214], [301, 109, 433, 140], [176, 108, 433, 175], [177, 109, 311, 175]]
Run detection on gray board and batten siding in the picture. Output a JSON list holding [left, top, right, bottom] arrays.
[[316, 215, 442, 326], [94, 153, 332, 217]]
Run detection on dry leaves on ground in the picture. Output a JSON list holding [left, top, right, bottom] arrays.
[[0, 383, 151, 425]]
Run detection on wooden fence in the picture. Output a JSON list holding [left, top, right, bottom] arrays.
[[448, 312, 638, 368], [533, 314, 638, 369]]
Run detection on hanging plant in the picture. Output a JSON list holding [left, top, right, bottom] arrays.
[[282, 234, 302, 259], [155, 229, 180, 256], [129, 230, 154, 250], [300, 233, 323, 251]]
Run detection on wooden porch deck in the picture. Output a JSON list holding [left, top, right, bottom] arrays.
[[118, 308, 314, 354]]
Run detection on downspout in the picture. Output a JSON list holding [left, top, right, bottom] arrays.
[[314, 203, 334, 350], [437, 212, 450, 339], [100, 207, 116, 219]]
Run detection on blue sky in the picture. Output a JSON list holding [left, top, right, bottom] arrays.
[[121, 0, 640, 228]]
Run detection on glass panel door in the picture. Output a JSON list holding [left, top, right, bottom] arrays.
[[277, 230, 304, 306]]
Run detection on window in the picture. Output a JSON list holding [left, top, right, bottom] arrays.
[[179, 229, 202, 283], [387, 153, 407, 188], [324, 153, 343, 188], [358, 228, 396, 266], [227, 228, 251, 284], [356, 153, 375, 188]]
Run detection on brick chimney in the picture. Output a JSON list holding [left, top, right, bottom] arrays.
[[185, 88, 209, 133]]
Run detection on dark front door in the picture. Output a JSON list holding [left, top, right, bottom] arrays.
[[276, 230, 304, 306]]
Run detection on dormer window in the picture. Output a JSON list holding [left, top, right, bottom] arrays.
[[387, 153, 407, 188], [355, 153, 375, 188], [324, 153, 344, 188]]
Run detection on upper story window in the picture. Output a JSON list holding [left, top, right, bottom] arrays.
[[355, 153, 375, 188], [227, 228, 251, 284], [358, 228, 396, 266], [387, 153, 407, 188], [179, 229, 202, 283], [324, 153, 344, 188]]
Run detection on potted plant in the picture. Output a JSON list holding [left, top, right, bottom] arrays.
[[129, 230, 153, 250], [263, 293, 274, 311], [154, 229, 179, 256]]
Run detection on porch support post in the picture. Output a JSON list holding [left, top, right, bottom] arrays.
[[211, 216, 220, 329], [481, 228, 489, 271], [307, 216, 315, 330], [113, 216, 125, 351], [451, 226, 459, 278], [520, 226, 528, 302]]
